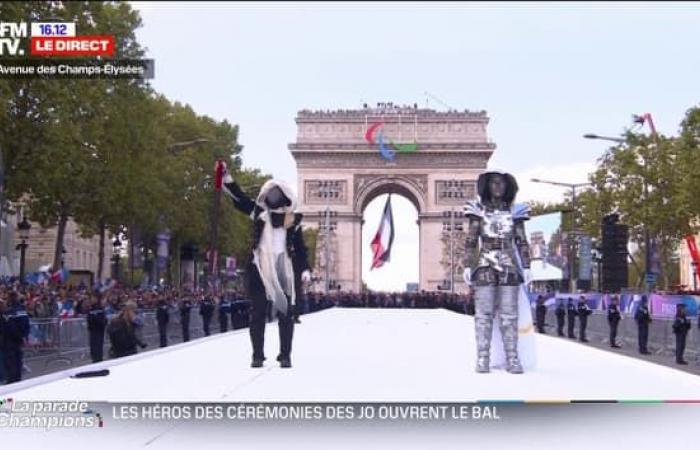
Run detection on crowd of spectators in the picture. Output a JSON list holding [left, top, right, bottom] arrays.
[[324, 290, 474, 315], [0, 275, 475, 385], [0, 276, 474, 321], [0, 277, 246, 319]]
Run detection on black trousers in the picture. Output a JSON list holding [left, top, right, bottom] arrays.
[[89, 330, 105, 362], [638, 324, 649, 352], [158, 321, 168, 347], [219, 314, 229, 333], [536, 315, 546, 333], [567, 317, 576, 337], [676, 333, 687, 362], [556, 315, 565, 336], [247, 266, 295, 361], [181, 317, 190, 342], [579, 318, 588, 341], [609, 321, 619, 345], [3, 346, 23, 383], [202, 315, 212, 336]]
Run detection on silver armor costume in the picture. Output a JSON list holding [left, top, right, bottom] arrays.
[[464, 170, 531, 374]]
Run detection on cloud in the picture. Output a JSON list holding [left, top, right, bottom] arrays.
[[509, 161, 597, 204]]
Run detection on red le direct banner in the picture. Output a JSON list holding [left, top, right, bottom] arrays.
[[30, 35, 115, 57]]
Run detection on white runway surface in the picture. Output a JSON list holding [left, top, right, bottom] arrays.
[[4, 308, 700, 401], [2, 308, 700, 450]]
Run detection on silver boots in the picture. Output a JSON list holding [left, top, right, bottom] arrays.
[[474, 285, 523, 374], [474, 286, 495, 373]]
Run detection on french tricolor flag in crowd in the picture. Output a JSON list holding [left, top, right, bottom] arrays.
[[59, 300, 75, 319], [51, 267, 69, 284], [370, 195, 395, 270]]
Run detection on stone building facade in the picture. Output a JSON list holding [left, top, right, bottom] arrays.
[[4, 207, 113, 281], [290, 104, 495, 292]]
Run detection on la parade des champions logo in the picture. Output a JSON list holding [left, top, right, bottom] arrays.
[[0, 398, 104, 429], [0, 20, 153, 79]]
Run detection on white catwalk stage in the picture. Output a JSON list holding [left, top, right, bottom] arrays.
[[4, 308, 700, 402]]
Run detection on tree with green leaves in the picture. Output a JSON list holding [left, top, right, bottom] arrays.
[[0, 1, 148, 271], [0, 2, 277, 286], [586, 130, 693, 289]]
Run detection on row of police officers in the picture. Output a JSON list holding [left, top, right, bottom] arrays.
[[535, 294, 695, 365]]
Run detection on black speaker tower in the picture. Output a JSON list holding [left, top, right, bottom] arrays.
[[601, 214, 628, 293]]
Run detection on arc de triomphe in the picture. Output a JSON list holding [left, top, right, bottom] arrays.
[[289, 105, 495, 292]]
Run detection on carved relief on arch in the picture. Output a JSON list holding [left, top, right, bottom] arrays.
[[353, 173, 428, 214]]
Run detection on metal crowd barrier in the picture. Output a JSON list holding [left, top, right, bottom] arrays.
[[25, 318, 61, 355], [23, 307, 219, 372], [19, 300, 333, 376]]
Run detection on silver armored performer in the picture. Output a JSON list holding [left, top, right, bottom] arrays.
[[463, 170, 531, 374]]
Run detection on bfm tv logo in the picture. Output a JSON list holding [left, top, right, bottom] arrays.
[[0, 22, 114, 57]]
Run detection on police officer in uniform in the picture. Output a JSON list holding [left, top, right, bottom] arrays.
[[535, 295, 546, 334], [180, 297, 193, 342], [156, 297, 170, 347], [2, 293, 30, 383], [219, 295, 232, 333], [555, 298, 566, 337], [577, 296, 591, 343], [607, 296, 622, 348], [231, 293, 245, 329], [672, 303, 691, 365], [87, 295, 108, 362], [199, 295, 215, 336], [566, 297, 576, 339], [634, 295, 652, 354]]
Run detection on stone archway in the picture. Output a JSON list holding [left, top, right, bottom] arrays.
[[355, 176, 425, 291], [290, 104, 495, 292], [353, 174, 427, 215]]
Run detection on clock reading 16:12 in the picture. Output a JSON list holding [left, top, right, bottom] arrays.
[[31, 22, 76, 37]]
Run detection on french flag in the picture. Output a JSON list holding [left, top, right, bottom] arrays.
[[51, 267, 69, 284], [370, 195, 395, 270]]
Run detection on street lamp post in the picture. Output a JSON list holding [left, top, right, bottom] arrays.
[[162, 137, 212, 288], [531, 178, 593, 293], [16, 216, 31, 283], [142, 246, 152, 286], [112, 236, 122, 281]]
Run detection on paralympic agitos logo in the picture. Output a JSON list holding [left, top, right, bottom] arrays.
[[364, 122, 419, 162]]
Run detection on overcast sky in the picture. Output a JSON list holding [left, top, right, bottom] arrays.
[[132, 1, 700, 290]]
